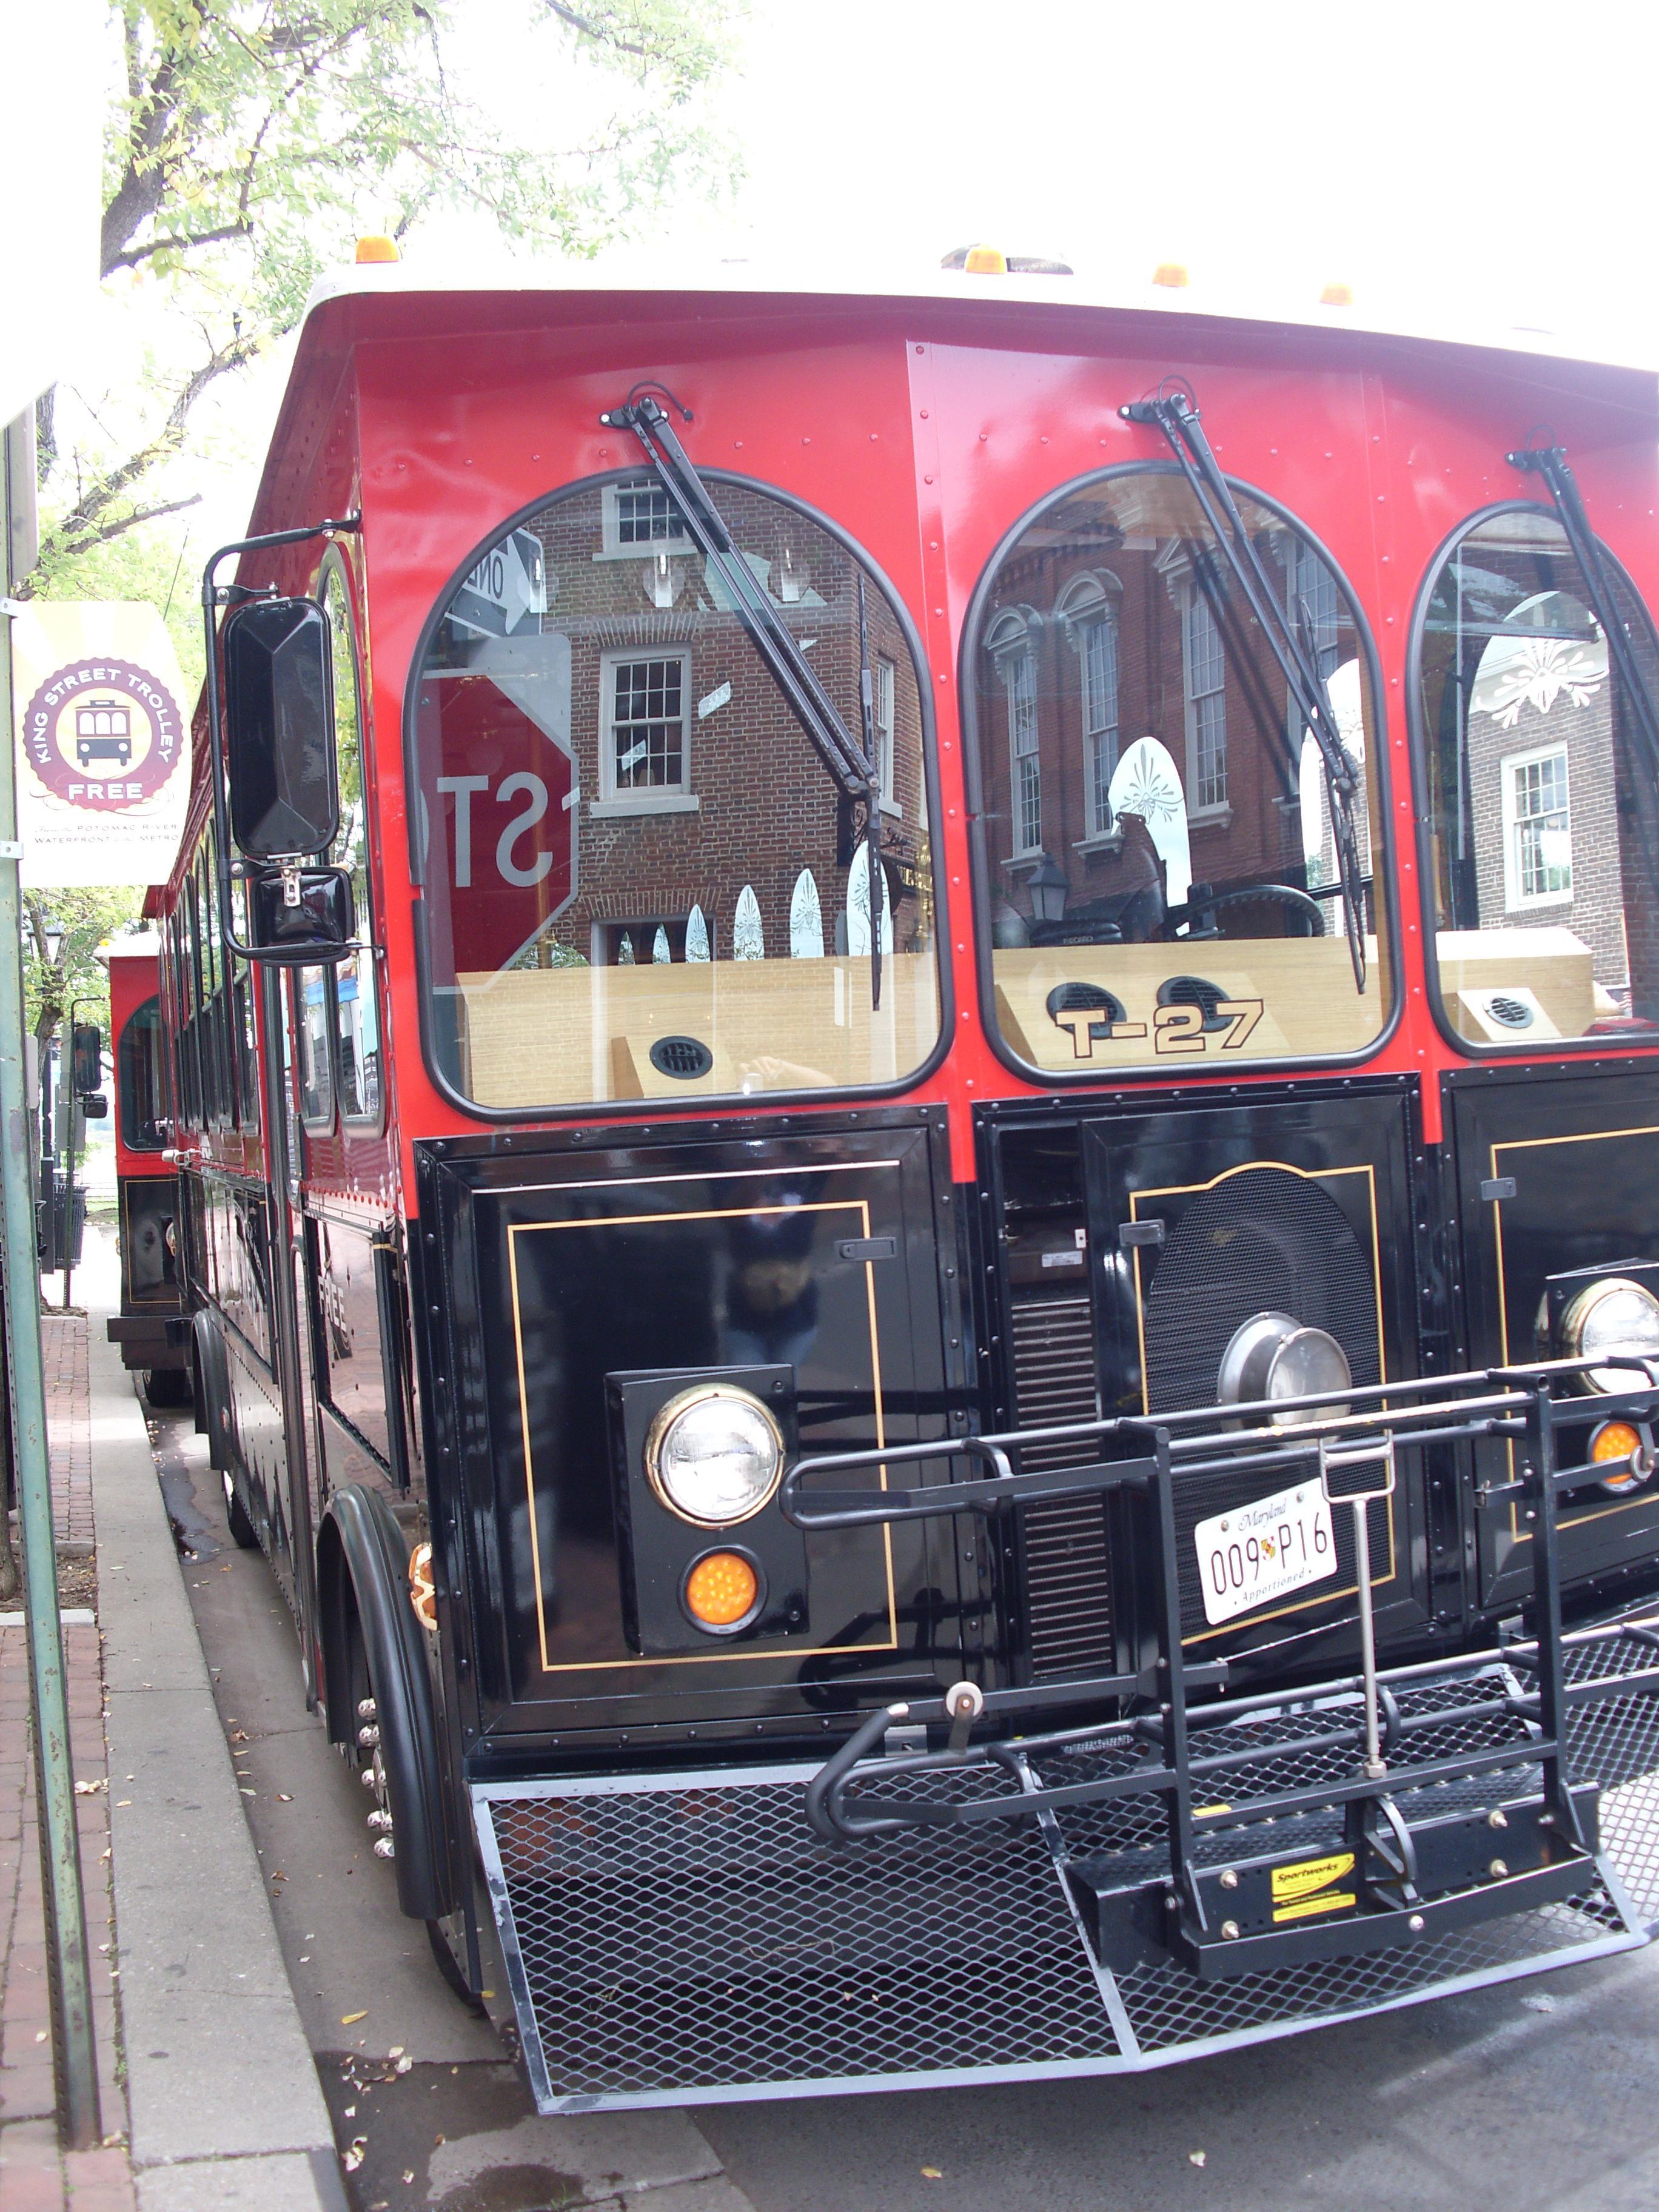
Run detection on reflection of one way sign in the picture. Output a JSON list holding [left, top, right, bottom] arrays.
[[450, 529, 547, 637]]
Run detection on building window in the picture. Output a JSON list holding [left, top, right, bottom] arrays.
[[602, 478, 689, 555], [1079, 611, 1119, 835], [1503, 745, 1573, 908], [1289, 539, 1341, 679], [1006, 646, 1041, 854], [873, 654, 897, 809], [1185, 588, 1227, 810], [603, 651, 691, 795]]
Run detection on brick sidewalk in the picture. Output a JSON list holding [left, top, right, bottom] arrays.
[[38, 1318, 92, 1556], [0, 1302, 133, 2211]]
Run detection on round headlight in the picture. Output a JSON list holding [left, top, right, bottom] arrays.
[[644, 1385, 784, 1526], [1218, 1311, 1353, 1425], [1561, 1278, 1659, 1393]]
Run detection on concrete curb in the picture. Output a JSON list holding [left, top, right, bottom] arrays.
[[87, 1316, 347, 2212]]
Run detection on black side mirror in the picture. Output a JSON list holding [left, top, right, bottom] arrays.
[[221, 597, 340, 859], [72, 1023, 102, 1093], [81, 1093, 108, 1121], [249, 866, 355, 955]]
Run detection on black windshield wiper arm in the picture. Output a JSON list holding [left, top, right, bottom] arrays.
[[1507, 439, 1659, 791], [600, 393, 874, 803], [1122, 386, 1369, 990]]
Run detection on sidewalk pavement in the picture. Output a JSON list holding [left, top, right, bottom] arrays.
[[1, 1228, 344, 2212]]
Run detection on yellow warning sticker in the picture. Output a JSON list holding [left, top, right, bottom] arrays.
[[1270, 1852, 1356, 1906], [1274, 1889, 1358, 1923]]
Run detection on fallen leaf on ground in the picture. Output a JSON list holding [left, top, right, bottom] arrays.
[[229, 1729, 249, 1743], [342, 2011, 368, 2025], [343, 2139, 366, 2172], [74, 1778, 107, 1795], [277, 1792, 292, 1801], [921, 2168, 943, 2180], [388, 2046, 404, 2058], [395, 2056, 412, 2075], [1189, 2151, 1207, 2167], [402, 2173, 415, 2187]]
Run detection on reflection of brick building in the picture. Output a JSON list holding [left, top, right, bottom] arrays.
[[973, 479, 1370, 934], [425, 477, 929, 979]]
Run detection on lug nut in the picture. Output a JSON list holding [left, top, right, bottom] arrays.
[[357, 1724, 380, 1748], [372, 1837, 396, 1860], [1220, 1919, 1241, 1941], [359, 1765, 379, 1789], [1487, 1809, 1509, 1830], [1219, 1869, 1239, 1891], [357, 1698, 377, 1720], [367, 1809, 393, 1831], [1408, 1914, 1425, 1933], [1489, 1858, 1509, 1879]]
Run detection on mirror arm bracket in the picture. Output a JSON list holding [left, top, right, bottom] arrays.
[[199, 514, 361, 967]]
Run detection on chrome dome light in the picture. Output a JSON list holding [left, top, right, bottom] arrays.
[[1560, 1278, 1659, 1393], [1218, 1311, 1353, 1424], [643, 1384, 785, 1526]]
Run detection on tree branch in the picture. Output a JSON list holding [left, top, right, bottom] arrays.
[[542, 1, 654, 62], [21, 493, 204, 586], [106, 219, 253, 273]]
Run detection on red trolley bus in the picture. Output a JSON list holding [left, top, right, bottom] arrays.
[[138, 253, 1659, 2108], [104, 937, 190, 1402]]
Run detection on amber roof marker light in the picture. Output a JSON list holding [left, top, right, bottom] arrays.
[[940, 246, 1073, 275], [355, 234, 400, 264]]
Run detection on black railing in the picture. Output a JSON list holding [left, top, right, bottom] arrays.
[[784, 1358, 1659, 1980]]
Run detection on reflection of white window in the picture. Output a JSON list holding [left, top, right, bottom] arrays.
[[1503, 745, 1573, 908], [873, 655, 898, 811], [1184, 588, 1227, 810], [789, 868, 824, 957], [1007, 649, 1040, 853], [1080, 613, 1119, 836], [599, 649, 691, 801], [1289, 541, 1341, 679], [734, 884, 765, 959], [601, 478, 689, 557]]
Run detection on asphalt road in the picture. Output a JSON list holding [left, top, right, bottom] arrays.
[[154, 1407, 1659, 2212]]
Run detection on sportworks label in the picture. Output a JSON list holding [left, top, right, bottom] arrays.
[[1270, 1851, 1357, 1923]]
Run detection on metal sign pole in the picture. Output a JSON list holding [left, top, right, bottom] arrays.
[[1, 427, 101, 2146]]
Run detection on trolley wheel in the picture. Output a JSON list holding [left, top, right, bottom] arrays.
[[144, 1368, 192, 1408], [222, 1467, 259, 1550]]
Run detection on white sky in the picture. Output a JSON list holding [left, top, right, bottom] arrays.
[[60, 0, 1659, 554]]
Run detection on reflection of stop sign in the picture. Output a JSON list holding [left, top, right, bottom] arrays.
[[419, 656, 576, 977]]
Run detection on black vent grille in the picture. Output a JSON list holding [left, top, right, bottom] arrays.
[[1009, 1294, 1112, 1677], [1140, 1165, 1384, 1637]]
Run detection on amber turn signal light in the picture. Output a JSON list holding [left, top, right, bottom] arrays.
[[683, 1550, 761, 1631], [1590, 1419, 1651, 1495], [355, 233, 400, 264]]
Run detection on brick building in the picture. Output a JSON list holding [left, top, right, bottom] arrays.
[[418, 474, 931, 985], [971, 473, 1375, 938]]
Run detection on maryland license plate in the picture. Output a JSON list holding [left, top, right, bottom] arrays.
[[1195, 1479, 1337, 1626]]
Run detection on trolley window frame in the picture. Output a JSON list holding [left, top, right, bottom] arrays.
[[959, 457, 1402, 1089], [401, 464, 954, 1125], [1406, 497, 1659, 1063]]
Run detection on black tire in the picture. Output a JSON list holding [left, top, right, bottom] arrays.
[[222, 1467, 259, 1549], [144, 1368, 192, 1408]]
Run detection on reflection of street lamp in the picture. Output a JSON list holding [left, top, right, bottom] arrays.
[[1027, 854, 1070, 926]]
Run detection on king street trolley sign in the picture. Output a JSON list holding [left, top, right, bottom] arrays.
[[10, 602, 192, 886]]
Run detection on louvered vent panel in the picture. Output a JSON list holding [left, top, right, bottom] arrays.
[[1009, 1295, 1113, 1677]]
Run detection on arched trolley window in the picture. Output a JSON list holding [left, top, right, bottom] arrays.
[[407, 474, 941, 1110], [967, 464, 1392, 1076], [118, 994, 167, 1151], [1413, 506, 1659, 1048]]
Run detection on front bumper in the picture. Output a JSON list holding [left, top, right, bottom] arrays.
[[472, 1629, 1659, 2111], [473, 1361, 1659, 2111]]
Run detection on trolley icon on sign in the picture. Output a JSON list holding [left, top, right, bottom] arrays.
[[75, 697, 133, 768]]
